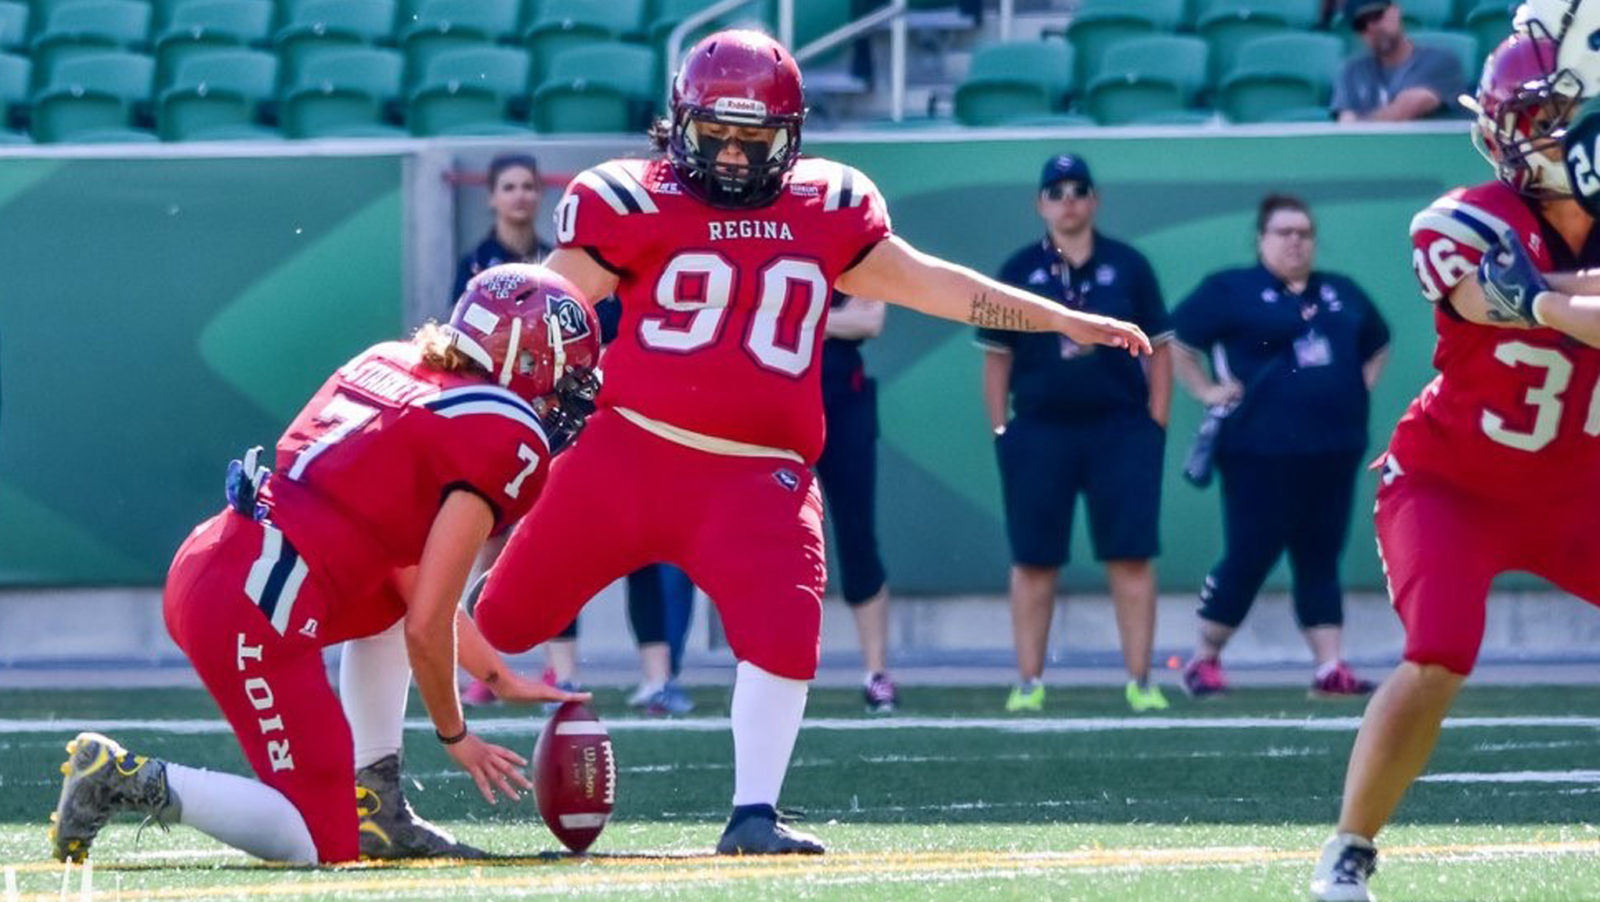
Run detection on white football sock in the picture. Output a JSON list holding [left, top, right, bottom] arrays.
[[729, 660, 809, 807], [339, 621, 412, 769], [165, 764, 317, 864]]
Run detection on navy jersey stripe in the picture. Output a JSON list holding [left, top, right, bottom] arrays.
[[1446, 206, 1501, 248], [593, 168, 644, 214], [839, 166, 855, 209], [256, 539, 300, 622]]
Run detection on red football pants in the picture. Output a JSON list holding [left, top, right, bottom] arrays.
[[1375, 461, 1600, 676], [163, 511, 358, 863], [477, 409, 827, 680]]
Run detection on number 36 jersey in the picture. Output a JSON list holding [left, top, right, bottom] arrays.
[[1399, 180, 1600, 500], [259, 341, 551, 620], [556, 156, 892, 464]]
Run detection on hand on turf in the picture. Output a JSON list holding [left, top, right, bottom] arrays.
[[1478, 228, 1550, 327], [1055, 309, 1153, 357], [445, 733, 533, 805], [486, 672, 592, 706]]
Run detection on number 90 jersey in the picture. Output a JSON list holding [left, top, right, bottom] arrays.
[[259, 342, 551, 634], [1398, 180, 1600, 501], [555, 156, 892, 463]]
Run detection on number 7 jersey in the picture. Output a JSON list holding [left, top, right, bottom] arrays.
[[1400, 180, 1600, 500], [556, 156, 892, 463]]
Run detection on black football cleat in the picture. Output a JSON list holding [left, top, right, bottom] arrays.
[[715, 804, 824, 855], [356, 754, 485, 859]]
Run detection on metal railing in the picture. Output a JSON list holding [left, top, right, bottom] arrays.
[[664, 0, 911, 122]]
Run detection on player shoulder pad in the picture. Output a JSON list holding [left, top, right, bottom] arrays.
[[792, 158, 880, 213], [1409, 182, 1536, 258], [570, 159, 661, 217], [420, 384, 550, 450]]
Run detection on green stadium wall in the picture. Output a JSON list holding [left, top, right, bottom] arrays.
[[0, 131, 1487, 593]]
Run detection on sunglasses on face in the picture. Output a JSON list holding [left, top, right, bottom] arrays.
[[1266, 226, 1315, 240], [1044, 182, 1093, 201]]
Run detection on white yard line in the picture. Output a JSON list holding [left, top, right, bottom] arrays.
[[4, 714, 1600, 735], [1421, 770, 1600, 784]]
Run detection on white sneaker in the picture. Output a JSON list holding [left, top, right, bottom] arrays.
[[1309, 833, 1378, 901], [627, 681, 665, 708]]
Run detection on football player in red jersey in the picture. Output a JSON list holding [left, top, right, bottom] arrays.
[[1311, 31, 1600, 901], [472, 30, 1153, 855], [48, 265, 599, 866]]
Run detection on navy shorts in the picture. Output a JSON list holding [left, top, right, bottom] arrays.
[[816, 376, 887, 605], [996, 411, 1164, 568]]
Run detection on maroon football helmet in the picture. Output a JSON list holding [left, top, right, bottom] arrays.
[[668, 29, 806, 208], [446, 264, 602, 426], [1469, 30, 1584, 196]]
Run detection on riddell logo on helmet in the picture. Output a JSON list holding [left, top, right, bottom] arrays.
[[713, 97, 768, 121]]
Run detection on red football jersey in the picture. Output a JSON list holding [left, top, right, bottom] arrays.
[[259, 342, 551, 637], [1394, 181, 1600, 500], [554, 156, 892, 463]]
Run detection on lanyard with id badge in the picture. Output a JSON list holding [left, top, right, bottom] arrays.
[[1055, 259, 1093, 360], [1292, 293, 1333, 370]]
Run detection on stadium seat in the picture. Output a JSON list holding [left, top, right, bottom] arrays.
[[31, 0, 151, 90], [0, 2, 27, 51], [408, 80, 527, 134], [523, 0, 647, 84], [398, 0, 517, 89], [31, 49, 155, 142], [158, 47, 279, 140], [645, 0, 771, 46], [153, 0, 274, 87], [1464, 0, 1512, 62], [1195, 0, 1318, 83], [274, 0, 397, 85], [537, 41, 655, 105], [280, 82, 405, 137], [421, 43, 529, 97], [1399, 0, 1455, 28], [529, 77, 629, 131], [0, 50, 28, 125], [1411, 28, 1480, 85], [953, 39, 1073, 126], [1218, 32, 1342, 123], [292, 45, 402, 100], [1064, 0, 1182, 89], [1083, 34, 1207, 126]]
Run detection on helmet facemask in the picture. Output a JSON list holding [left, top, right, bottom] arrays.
[[669, 102, 802, 209], [1469, 26, 1586, 197]]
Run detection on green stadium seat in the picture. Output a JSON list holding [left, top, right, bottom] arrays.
[[953, 39, 1073, 126], [0, 124, 30, 140], [422, 43, 529, 97], [0, 2, 28, 51], [31, 49, 154, 142], [1399, 0, 1455, 28], [292, 45, 402, 100], [1464, 0, 1512, 62], [408, 80, 527, 134], [159, 47, 278, 139], [794, 0, 848, 56], [154, 0, 274, 87], [526, 0, 644, 38], [1064, 0, 1180, 89], [529, 77, 628, 131], [274, 0, 396, 84], [280, 84, 398, 136], [1411, 28, 1480, 84], [1218, 32, 1341, 122], [542, 42, 654, 103], [31, 0, 152, 90], [1195, 0, 1317, 82], [0, 50, 28, 124], [1122, 108, 1217, 125], [1084, 34, 1207, 126], [398, 0, 517, 88]]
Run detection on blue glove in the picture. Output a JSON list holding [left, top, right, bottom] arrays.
[[225, 446, 270, 519], [1477, 229, 1549, 327]]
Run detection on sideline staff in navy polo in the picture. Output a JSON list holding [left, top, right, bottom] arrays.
[[1171, 193, 1390, 700], [816, 291, 899, 714], [978, 154, 1174, 715]]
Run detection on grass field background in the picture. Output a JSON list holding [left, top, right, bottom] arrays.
[[3, 685, 1600, 900]]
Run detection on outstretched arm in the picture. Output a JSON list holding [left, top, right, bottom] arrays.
[[837, 236, 1152, 355]]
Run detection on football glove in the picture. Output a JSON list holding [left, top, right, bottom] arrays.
[[1477, 228, 1549, 327], [225, 445, 270, 519], [543, 368, 602, 454], [1565, 95, 1600, 220]]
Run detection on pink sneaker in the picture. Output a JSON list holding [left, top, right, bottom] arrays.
[[461, 679, 498, 707], [1181, 656, 1228, 698], [1310, 661, 1377, 699]]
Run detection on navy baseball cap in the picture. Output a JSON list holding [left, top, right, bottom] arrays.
[[1039, 154, 1093, 191], [1345, 0, 1390, 29]]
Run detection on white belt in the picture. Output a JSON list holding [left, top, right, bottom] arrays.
[[613, 407, 805, 464]]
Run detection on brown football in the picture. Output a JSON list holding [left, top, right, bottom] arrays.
[[531, 700, 615, 853]]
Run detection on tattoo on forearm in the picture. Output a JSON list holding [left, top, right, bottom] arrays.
[[968, 292, 1035, 331]]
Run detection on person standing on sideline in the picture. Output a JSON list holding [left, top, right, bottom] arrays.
[[452, 154, 552, 302], [1171, 194, 1390, 700], [979, 154, 1174, 714], [817, 291, 897, 713]]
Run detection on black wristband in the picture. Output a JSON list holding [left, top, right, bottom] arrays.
[[436, 725, 469, 745]]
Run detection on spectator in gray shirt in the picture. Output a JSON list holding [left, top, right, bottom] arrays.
[[1332, 0, 1467, 121]]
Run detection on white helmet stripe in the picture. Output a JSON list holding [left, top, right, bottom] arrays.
[[449, 329, 495, 372], [499, 315, 522, 387]]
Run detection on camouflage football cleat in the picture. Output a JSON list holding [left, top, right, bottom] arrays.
[[50, 732, 178, 863], [715, 805, 825, 856], [355, 754, 485, 859]]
